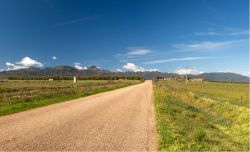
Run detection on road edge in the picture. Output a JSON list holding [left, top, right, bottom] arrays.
[[147, 81, 158, 151]]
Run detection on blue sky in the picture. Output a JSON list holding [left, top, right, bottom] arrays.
[[0, 0, 249, 75]]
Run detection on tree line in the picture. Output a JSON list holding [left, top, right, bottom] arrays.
[[8, 75, 145, 81]]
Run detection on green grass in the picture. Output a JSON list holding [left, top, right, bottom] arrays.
[[154, 80, 249, 151], [0, 80, 141, 116]]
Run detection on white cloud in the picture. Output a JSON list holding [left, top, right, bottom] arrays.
[[123, 63, 145, 72], [74, 62, 81, 65], [116, 68, 123, 72], [75, 65, 87, 70], [74, 62, 87, 70], [148, 68, 159, 72], [239, 71, 250, 77], [5, 62, 27, 71], [16, 57, 43, 67], [52, 56, 57, 60], [173, 39, 246, 51], [5, 57, 43, 71], [6, 62, 15, 67], [175, 68, 200, 75], [114, 47, 154, 62], [127, 49, 152, 56], [122, 63, 159, 72], [144, 57, 215, 64]]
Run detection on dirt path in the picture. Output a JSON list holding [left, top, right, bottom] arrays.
[[0, 80, 157, 151]]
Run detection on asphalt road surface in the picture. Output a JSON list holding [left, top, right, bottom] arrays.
[[0, 80, 157, 151]]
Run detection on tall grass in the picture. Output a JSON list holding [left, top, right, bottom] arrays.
[[154, 80, 249, 151]]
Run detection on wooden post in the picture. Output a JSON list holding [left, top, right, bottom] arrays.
[[240, 96, 242, 106], [185, 66, 188, 85], [73, 76, 77, 83]]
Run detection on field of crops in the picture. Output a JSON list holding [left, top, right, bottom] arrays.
[[0, 80, 141, 116], [154, 80, 249, 151]]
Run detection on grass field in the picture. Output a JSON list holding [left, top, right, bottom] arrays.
[[0, 80, 141, 116], [154, 80, 249, 151]]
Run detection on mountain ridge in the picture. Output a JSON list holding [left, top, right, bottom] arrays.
[[0, 66, 249, 82]]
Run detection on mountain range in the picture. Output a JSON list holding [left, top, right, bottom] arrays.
[[0, 66, 249, 83]]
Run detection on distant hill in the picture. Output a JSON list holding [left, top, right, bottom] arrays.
[[0, 66, 249, 83], [0, 66, 110, 79], [198, 72, 249, 83]]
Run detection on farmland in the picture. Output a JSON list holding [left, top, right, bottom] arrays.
[[153, 80, 249, 151], [0, 79, 142, 116]]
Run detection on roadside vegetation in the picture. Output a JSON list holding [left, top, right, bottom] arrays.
[[153, 80, 249, 151], [0, 79, 142, 116]]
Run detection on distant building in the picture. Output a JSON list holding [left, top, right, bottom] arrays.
[[48, 78, 54, 81], [160, 76, 204, 81], [163, 77, 176, 80], [191, 77, 204, 82], [176, 77, 186, 81]]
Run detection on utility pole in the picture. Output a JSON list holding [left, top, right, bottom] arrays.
[[185, 66, 188, 85]]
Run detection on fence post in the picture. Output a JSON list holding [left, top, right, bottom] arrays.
[[240, 96, 242, 106]]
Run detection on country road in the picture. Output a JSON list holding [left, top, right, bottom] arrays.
[[0, 80, 157, 151]]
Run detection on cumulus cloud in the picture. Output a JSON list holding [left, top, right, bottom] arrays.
[[5, 62, 27, 71], [74, 62, 87, 70], [175, 68, 200, 75], [5, 57, 43, 71], [122, 63, 145, 72], [122, 63, 159, 72], [52, 56, 57, 60], [116, 68, 123, 72], [16, 57, 43, 67]]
